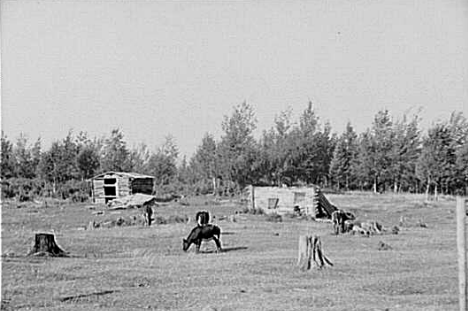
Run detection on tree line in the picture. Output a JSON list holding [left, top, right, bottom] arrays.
[[2, 102, 468, 201]]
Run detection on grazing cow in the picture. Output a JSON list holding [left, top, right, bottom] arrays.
[[196, 210, 210, 227], [183, 224, 222, 253], [331, 210, 356, 235]]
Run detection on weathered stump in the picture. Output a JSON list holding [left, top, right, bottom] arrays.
[[297, 235, 333, 271], [28, 233, 68, 257]]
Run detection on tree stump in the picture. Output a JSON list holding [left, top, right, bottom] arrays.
[[297, 235, 333, 271], [28, 233, 68, 257]]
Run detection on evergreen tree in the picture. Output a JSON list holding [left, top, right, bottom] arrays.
[[259, 107, 294, 186], [60, 132, 79, 181], [445, 112, 468, 193], [388, 115, 421, 192], [370, 109, 394, 192], [416, 123, 453, 199], [287, 102, 335, 186], [330, 122, 358, 190], [352, 131, 376, 191], [456, 141, 468, 194]]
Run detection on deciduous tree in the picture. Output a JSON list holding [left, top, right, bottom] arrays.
[[101, 129, 130, 172], [1, 133, 16, 179], [218, 101, 259, 191]]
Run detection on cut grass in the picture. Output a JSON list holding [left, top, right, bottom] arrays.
[[1, 193, 461, 310]]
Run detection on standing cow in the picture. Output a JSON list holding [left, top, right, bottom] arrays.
[[144, 204, 153, 227], [331, 210, 355, 235]]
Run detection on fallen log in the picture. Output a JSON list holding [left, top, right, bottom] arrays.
[[59, 290, 118, 302]]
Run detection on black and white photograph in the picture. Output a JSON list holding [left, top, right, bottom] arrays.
[[1, 0, 468, 310]]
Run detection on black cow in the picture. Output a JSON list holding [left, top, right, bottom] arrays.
[[182, 224, 222, 253], [195, 210, 210, 227]]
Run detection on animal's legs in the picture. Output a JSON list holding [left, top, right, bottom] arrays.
[[195, 241, 201, 254], [213, 236, 222, 252], [334, 223, 339, 235]]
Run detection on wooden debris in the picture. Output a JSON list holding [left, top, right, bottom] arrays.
[[59, 290, 118, 302]]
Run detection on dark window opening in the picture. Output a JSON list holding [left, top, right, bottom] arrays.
[[268, 198, 279, 209], [104, 187, 116, 196], [104, 178, 117, 185]]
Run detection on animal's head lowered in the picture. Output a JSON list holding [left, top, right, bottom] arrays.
[[344, 211, 356, 221], [182, 239, 189, 251]]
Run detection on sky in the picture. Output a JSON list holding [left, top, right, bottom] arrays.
[[1, 0, 468, 158]]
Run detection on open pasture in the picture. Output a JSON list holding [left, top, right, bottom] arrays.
[[1, 193, 460, 310]]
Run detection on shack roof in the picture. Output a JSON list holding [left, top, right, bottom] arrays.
[[91, 171, 155, 180]]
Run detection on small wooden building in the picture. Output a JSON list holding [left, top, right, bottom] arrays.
[[91, 172, 155, 204], [244, 185, 337, 218]]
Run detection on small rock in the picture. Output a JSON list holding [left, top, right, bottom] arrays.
[[378, 241, 392, 251]]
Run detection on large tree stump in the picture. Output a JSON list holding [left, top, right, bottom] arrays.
[[297, 235, 333, 271], [28, 233, 68, 257]]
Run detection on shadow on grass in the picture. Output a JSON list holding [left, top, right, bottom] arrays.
[[197, 246, 248, 254], [221, 246, 248, 253]]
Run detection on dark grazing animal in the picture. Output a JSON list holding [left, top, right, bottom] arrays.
[[144, 204, 153, 227], [196, 210, 210, 227], [183, 224, 222, 253], [331, 210, 356, 234]]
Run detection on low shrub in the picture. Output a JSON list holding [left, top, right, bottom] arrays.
[[154, 216, 167, 225], [283, 212, 297, 219], [265, 213, 282, 223], [167, 215, 189, 224], [57, 180, 91, 202], [240, 207, 264, 215], [1, 178, 46, 201]]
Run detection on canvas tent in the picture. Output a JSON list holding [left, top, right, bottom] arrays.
[[244, 185, 337, 218], [91, 172, 154, 204]]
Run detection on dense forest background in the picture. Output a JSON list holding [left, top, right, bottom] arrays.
[[2, 102, 468, 202]]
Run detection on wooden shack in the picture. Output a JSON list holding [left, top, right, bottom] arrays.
[[244, 185, 337, 218], [91, 172, 155, 204]]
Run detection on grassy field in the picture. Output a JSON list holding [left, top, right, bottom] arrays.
[[1, 193, 462, 310]]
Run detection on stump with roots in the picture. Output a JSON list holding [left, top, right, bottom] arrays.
[[297, 235, 333, 271], [28, 233, 68, 257]]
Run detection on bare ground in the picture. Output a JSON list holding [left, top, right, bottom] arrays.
[[1, 193, 461, 310]]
